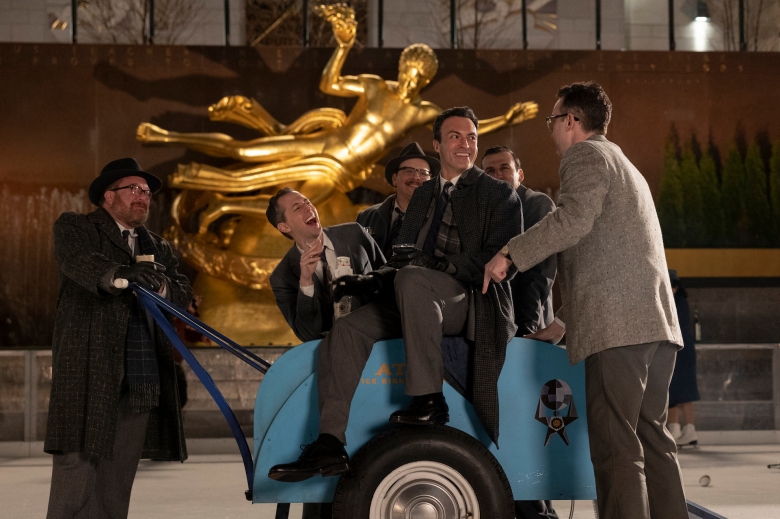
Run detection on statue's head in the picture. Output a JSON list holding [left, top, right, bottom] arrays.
[[397, 44, 439, 100]]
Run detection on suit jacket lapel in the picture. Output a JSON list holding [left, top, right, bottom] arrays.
[[288, 243, 328, 304], [90, 208, 133, 258], [378, 195, 395, 235]]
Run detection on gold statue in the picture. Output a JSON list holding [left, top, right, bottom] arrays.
[[137, 3, 538, 345]]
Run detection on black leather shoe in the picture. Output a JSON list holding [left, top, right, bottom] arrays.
[[389, 393, 449, 425], [267, 435, 349, 483]]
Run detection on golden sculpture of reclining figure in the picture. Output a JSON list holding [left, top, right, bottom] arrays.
[[137, 3, 538, 235]]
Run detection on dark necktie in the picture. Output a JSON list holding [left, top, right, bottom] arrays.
[[387, 207, 405, 255], [320, 249, 332, 305], [122, 230, 135, 258], [422, 181, 453, 256]]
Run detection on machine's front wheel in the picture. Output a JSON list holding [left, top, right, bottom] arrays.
[[332, 425, 514, 519]]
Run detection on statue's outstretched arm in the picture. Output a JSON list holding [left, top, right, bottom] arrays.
[[477, 101, 539, 135], [315, 4, 364, 97], [208, 95, 286, 135]]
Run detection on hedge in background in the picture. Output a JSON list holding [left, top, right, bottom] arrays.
[[657, 132, 780, 248]]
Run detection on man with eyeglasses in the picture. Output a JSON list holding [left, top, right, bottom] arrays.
[[45, 158, 193, 519], [483, 82, 687, 519], [357, 142, 440, 257]]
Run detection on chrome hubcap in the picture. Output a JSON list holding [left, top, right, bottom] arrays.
[[369, 461, 479, 519]]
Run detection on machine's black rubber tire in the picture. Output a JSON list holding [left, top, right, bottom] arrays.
[[332, 425, 514, 519]]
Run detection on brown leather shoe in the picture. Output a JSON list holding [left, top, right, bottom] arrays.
[[267, 434, 349, 483], [389, 393, 449, 425]]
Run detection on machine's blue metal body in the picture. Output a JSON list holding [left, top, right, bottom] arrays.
[[134, 283, 724, 518], [251, 338, 597, 504]]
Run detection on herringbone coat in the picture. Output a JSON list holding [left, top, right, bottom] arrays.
[[45, 208, 193, 460], [507, 135, 682, 364], [396, 166, 522, 444]]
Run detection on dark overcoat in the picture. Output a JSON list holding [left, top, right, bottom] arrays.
[[395, 166, 522, 444], [45, 208, 193, 460], [512, 184, 557, 335], [357, 194, 396, 256]]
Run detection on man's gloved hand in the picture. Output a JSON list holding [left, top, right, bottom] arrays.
[[332, 274, 382, 301], [390, 250, 450, 272], [115, 262, 167, 292]]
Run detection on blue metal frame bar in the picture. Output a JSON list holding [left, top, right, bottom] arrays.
[[135, 285, 270, 373], [132, 283, 268, 500]]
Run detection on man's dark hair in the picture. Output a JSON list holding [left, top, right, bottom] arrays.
[[557, 81, 612, 134], [433, 106, 479, 142], [482, 146, 521, 170], [266, 187, 295, 240]]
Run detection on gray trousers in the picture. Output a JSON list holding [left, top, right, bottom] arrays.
[[585, 341, 688, 519], [46, 388, 150, 519], [318, 266, 469, 444]]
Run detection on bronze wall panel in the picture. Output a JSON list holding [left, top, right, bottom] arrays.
[[1, 43, 779, 346]]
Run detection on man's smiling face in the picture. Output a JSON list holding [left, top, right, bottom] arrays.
[[275, 190, 322, 246], [433, 116, 478, 177], [102, 175, 151, 228]]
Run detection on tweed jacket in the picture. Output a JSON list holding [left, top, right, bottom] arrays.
[[270, 223, 385, 342], [507, 135, 682, 364], [396, 166, 522, 444], [357, 194, 397, 256], [512, 185, 557, 335], [45, 208, 193, 460]]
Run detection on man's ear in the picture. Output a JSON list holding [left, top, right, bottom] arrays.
[[517, 168, 525, 184], [432, 139, 440, 154], [391, 173, 398, 188], [277, 222, 291, 234]]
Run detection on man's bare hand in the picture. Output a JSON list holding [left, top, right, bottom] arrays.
[[482, 252, 512, 294], [313, 3, 357, 46], [505, 101, 539, 125], [299, 236, 324, 287], [524, 320, 565, 345]]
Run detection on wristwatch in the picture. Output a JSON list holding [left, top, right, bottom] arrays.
[[500, 244, 512, 262]]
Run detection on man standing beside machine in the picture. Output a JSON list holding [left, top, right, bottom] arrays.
[[482, 145, 556, 336], [484, 82, 688, 519], [45, 158, 193, 519]]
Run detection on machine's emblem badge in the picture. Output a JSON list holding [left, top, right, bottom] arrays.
[[535, 379, 578, 446]]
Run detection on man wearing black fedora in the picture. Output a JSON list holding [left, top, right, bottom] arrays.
[[45, 158, 193, 519], [357, 142, 440, 257]]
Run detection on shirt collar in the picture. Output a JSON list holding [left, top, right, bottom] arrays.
[[116, 221, 137, 238], [440, 174, 461, 192], [295, 232, 334, 254]]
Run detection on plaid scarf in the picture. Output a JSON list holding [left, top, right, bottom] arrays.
[[433, 180, 462, 257], [125, 227, 160, 412]]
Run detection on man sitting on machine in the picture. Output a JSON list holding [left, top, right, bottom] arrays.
[[267, 106, 523, 482]]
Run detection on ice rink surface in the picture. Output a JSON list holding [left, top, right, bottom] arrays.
[[2, 445, 779, 518]]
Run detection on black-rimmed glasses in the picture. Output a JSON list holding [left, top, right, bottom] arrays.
[[110, 184, 152, 198], [545, 113, 579, 132], [397, 167, 431, 178]]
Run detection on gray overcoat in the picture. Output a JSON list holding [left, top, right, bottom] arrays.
[[45, 208, 193, 460], [507, 135, 682, 364]]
